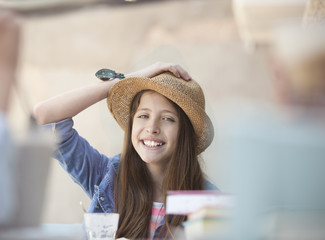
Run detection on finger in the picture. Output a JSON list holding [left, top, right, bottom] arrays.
[[157, 62, 191, 81], [176, 66, 191, 81], [171, 64, 191, 81], [168, 65, 181, 78]]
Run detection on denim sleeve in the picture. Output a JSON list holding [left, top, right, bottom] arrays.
[[45, 118, 118, 198]]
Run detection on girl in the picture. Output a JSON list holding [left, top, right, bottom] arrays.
[[33, 62, 216, 239]]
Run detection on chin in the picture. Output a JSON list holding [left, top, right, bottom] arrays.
[[141, 157, 160, 164]]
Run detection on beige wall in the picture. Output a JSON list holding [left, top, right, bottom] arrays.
[[8, 0, 272, 224]]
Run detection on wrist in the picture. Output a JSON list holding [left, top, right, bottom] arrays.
[[98, 78, 119, 99]]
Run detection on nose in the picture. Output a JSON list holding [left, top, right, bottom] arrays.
[[146, 118, 160, 134]]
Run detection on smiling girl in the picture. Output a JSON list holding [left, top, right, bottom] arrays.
[[33, 62, 216, 239]]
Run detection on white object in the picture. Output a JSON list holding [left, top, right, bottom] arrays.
[[166, 190, 233, 215], [84, 213, 119, 240]]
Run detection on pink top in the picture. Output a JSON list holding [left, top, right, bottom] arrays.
[[149, 202, 165, 240]]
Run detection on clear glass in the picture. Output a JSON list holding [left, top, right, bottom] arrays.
[[84, 213, 119, 240]]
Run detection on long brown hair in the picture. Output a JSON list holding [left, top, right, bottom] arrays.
[[115, 90, 204, 239]]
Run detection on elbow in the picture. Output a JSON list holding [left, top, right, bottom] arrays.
[[33, 103, 49, 125]]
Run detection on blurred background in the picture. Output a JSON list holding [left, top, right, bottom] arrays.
[[1, 0, 317, 227]]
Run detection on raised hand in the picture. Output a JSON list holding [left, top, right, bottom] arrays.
[[126, 62, 191, 81]]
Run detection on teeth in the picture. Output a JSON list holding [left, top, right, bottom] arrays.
[[143, 140, 163, 147]]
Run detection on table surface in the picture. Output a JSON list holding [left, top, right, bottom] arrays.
[[0, 224, 86, 240]]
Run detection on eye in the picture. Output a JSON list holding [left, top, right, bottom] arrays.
[[162, 117, 175, 122], [137, 114, 148, 119]]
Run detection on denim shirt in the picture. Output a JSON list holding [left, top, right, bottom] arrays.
[[49, 118, 217, 239]]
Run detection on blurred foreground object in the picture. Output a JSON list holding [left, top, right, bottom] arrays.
[[0, 0, 151, 12], [166, 190, 232, 215], [0, 7, 21, 227], [166, 191, 234, 240], [0, 224, 85, 240], [10, 123, 55, 228], [219, 107, 325, 240], [183, 205, 233, 240], [271, 22, 325, 107], [0, 0, 108, 11], [215, 8, 325, 240], [232, 0, 306, 47], [303, 0, 325, 27], [0, 8, 55, 233]]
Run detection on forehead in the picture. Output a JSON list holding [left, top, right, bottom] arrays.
[[137, 91, 177, 112]]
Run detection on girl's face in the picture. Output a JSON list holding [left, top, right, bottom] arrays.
[[132, 91, 179, 169]]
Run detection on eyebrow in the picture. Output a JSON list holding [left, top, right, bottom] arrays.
[[136, 108, 178, 116]]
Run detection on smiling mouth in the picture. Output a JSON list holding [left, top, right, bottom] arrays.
[[142, 140, 165, 147]]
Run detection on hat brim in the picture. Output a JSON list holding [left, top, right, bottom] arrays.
[[107, 73, 214, 154]]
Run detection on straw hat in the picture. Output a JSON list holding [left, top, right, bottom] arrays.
[[107, 72, 214, 154]]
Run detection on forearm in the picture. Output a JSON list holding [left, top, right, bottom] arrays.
[[126, 62, 191, 80], [33, 79, 118, 124], [33, 62, 191, 125]]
